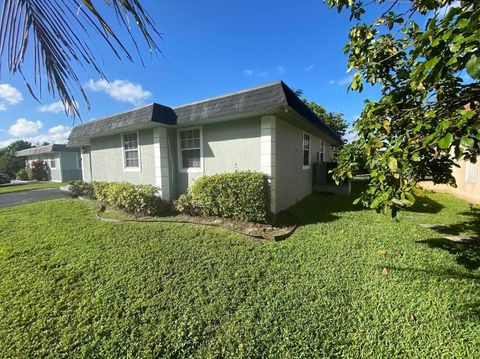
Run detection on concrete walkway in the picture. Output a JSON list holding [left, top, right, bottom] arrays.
[[0, 189, 67, 208]]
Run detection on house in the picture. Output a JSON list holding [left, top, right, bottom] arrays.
[[16, 144, 82, 182], [419, 158, 479, 204], [68, 81, 344, 213]]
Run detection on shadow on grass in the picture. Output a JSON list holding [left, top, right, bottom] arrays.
[[290, 191, 366, 226], [417, 207, 480, 270], [407, 195, 445, 214]]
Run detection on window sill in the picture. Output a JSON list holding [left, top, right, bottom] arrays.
[[302, 165, 311, 170], [123, 167, 142, 173], [179, 167, 203, 174]]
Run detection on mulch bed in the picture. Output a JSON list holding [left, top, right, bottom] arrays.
[[95, 204, 297, 241]]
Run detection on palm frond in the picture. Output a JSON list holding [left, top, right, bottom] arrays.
[[0, 0, 161, 119]]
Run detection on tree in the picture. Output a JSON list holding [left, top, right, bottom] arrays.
[[0, 1, 161, 118], [294, 89, 349, 140], [304, 100, 348, 140], [325, 0, 480, 217], [0, 140, 32, 177]]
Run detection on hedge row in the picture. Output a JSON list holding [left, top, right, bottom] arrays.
[[68, 180, 168, 216], [175, 171, 271, 223]]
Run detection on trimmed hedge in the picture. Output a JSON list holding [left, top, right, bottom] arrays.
[[69, 181, 168, 216], [175, 171, 271, 223]]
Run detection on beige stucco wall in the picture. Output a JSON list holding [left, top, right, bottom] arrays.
[[84, 129, 156, 185], [274, 116, 335, 212], [419, 158, 480, 204], [175, 117, 262, 195], [26, 153, 62, 182]]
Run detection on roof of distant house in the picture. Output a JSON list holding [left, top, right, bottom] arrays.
[[68, 81, 343, 145], [16, 144, 79, 157]]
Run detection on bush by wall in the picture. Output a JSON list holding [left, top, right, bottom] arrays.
[[68, 180, 95, 199], [175, 171, 271, 223], [15, 169, 31, 181], [27, 160, 48, 181], [92, 181, 168, 216]]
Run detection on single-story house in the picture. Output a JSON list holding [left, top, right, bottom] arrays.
[[419, 158, 479, 204], [68, 81, 343, 213], [16, 144, 82, 182]]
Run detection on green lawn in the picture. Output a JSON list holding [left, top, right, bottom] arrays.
[[0, 188, 479, 358], [0, 181, 64, 194]]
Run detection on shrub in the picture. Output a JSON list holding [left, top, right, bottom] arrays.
[[175, 171, 271, 223], [16, 169, 30, 181], [28, 160, 48, 181], [92, 182, 168, 216], [68, 180, 95, 199]]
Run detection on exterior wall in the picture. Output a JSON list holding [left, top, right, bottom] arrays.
[[175, 117, 262, 196], [85, 129, 157, 185], [274, 116, 336, 212], [60, 152, 82, 181], [26, 153, 62, 182], [419, 158, 480, 204]]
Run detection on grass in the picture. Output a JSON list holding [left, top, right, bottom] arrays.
[[0, 181, 64, 194], [0, 186, 479, 357]]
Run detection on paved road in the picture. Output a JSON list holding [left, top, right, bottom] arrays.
[[0, 189, 67, 208]]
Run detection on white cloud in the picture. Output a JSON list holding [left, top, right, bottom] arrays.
[[243, 69, 254, 76], [305, 65, 315, 72], [38, 100, 78, 114], [243, 69, 269, 78], [0, 124, 71, 148], [86, 78, 152, 105], [8, 118, 43, 137], [277, 66, 286, 76], [329, 75, 354, 86], [438, 0, 461, 18], [31, 125, 71, 144], [0, 83, 23, 110]]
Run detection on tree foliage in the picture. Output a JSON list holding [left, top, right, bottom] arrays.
[[326, 0, 480, 216], [0, 140, 32, 177], [0, 0, 161, 118], [295, 89, 349, 140]]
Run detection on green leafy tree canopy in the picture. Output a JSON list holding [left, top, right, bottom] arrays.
[[326, 0, 480, 217]]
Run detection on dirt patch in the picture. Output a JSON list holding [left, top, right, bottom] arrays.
[[97, 206, 297, 241]]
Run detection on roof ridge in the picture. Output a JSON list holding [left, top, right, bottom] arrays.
[[73, 103, 156, 128], [173, 81, 284, 109]]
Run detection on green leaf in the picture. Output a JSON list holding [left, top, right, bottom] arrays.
[[460, 137, 474, 148], [388, 157, 398, 172], [456, 19, 469, 29], [466, 55, 480, 79], [411, 153, 421, 162], [438, 133, 453, 149]]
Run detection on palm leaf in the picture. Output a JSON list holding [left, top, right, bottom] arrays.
[[0, 0, 161, 119]]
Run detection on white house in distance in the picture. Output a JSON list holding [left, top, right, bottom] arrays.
[[68, 81, 344, 213], [16, 144, 82, 182]]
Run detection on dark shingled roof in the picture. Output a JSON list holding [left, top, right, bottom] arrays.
[[69, 81, 342, 145], [16, 144, 79, 157]]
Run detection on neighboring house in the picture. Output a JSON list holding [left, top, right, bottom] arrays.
[[68, 81, 343, 213], [420, 158, 479, 204], [16, 144, 82, 182]]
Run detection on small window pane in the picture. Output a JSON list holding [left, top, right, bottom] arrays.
[[303, 150, 309, 166], [182, 149, 200, 168]]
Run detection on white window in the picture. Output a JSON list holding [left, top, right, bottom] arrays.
[[50, 159, 56, 169], [76, 153, 82, 169], [466, 160, 477, 184], [179, 128, 202, 171], [122, 132, 141, 170], [303, 133, 311, 169], [318, 140, 325, 162]]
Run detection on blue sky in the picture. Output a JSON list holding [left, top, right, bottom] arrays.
[[0, 0, 383, 148]]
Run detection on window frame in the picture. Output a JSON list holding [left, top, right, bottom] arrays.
[[50, 158, 57, 169], [177, 126, 203, 173], [465, 160, 477, 184], [121, 131, 142, 172], [302, 132, 311, 170]]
